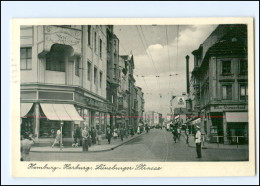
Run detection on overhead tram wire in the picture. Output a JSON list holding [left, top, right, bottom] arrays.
[[139, 25, 163, 100], [135, 25, 162, 100], [165, 25, 172, 95]]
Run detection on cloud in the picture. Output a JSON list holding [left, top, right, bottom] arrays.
[[133, 25, 218, 115]]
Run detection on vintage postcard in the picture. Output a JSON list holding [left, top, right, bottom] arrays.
[[12, 18, 255, 177]]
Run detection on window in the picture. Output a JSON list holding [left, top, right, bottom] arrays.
[[46, 54, 65, 72], [240, 85, 248, 101], [222, 85, 232, 100], [75, 57, 80, 76], [88, 26, 91, 46], [99, 39, 102, 58], [20, 47, 32, 70], [87, 61, 91, 81], [239, 59, 248, 75], [100, 71, 103, 88], [94, 67, 97, 85], [222, 60, 231, 74], [94, 32, 97, 52]]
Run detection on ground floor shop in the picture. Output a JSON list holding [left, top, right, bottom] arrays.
[[199, 104, 248, 144]]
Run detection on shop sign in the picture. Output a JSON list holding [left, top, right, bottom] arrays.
[[211, 105, 247, 112]]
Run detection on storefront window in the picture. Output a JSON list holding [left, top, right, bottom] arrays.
[[21, 118, 34, 135], [39, 120, 72, 138], [100, 113, 105, 132], [83, 109, 90, 128], [95, 112, 100, 129]]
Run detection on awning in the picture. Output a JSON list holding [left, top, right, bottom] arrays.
[[192, 118, 201, 125], [40, 103, 83, 121], [226, 112, 248, 123], [21, 103, 33, 117]]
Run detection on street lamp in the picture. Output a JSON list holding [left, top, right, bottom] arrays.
[[60, 121, 64, 150]]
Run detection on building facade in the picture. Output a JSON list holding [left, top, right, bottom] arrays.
[[106, 26, 120, 129], [20, 25, 110, 141], [190, 24, 248, 144]]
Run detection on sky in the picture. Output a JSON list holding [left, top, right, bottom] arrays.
[[114, 25, 218, 116]]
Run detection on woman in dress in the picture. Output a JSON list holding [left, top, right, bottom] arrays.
[[51, 129, 61, 148]]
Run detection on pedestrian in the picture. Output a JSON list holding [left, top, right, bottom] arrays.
[[51, 129, 61, 148], [195, 126, 202, 158], [21, 132, 35, 161], [79, 127, 83, 146], [106, 128, 112, 144], [120, 127, 124, 141], [177, 127, 181, 141], [186, 128, 189, 144], [137, 126, 140, 134], [97, 128, 102, 145], [82, 126, 89, 152], [73, 125, 81, 147], [91, 127, 97, 145], [172, 128, 178, 143], [113, 128, 118, 139]]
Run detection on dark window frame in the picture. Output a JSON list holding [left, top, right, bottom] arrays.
[[99, 39, 102, 58], [46, 54, 65, 72], [88, 26, 91, 46], [221, 60, 232, 75], [99, 71, 103, 88], [222, 84, 233, 100], [94, 67, 98, 85], [20, 47, 32, 70], [75, 57, 80, 77], [239, 84, 248, 101], [239, 59, 248, 75], [87, 61, 92, 81]]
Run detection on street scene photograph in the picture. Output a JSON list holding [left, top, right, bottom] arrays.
[[20, 23, 249, 162]]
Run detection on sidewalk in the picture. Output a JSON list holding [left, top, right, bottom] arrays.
[[31, 133, 145, 153], [184, 134, 249, 150]]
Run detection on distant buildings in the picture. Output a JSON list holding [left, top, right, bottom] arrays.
[[20, 25, 145, 141], [144, 111, 163, 127], [187, 24, 248, 144]]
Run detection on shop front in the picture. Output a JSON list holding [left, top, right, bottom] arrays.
[[225, 112, 248, 144], [39, 103, 84, 141], [20, 103, 35, 136]]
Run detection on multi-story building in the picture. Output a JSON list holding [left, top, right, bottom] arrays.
[[20, 25, 109, 141], [191, 24, 248, 144], [120, 55, 136, 130], [106, 26, 120, 129], [118, 56, 130, 129], [135, 86, 145, 127]]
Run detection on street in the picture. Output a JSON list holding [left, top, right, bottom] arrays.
[[30, 129, 248, 162]]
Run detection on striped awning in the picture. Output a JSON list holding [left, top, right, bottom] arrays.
[[40, 104, 83, 121]]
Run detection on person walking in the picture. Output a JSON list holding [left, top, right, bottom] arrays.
[[97, 128, 102, 145], [177, 127, 181, 141], [172, 128, 178, 143], [82, 126, 89, 152], [195, 126, 202, 158], [51, 129, 61, 148], [21, 132, 35, 161], [91, 127, 97, 145], [73, 125, 81, 145], [106, 128, 112, 144], [119, 127, 124, 141]]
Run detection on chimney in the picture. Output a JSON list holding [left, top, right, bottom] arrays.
[[186, 55, 190, 95]]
